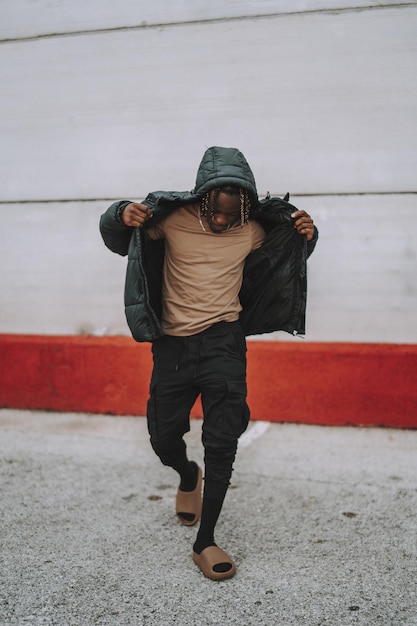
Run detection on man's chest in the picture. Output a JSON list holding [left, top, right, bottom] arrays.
[[165, 227, 252, 270]]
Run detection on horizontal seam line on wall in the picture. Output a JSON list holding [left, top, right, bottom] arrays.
[[0, 191, 416, 204], [1, 3, 417, 44]]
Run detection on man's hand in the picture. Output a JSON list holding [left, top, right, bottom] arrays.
[[121, 202, 153, 227], [291, 210, 315, 242]]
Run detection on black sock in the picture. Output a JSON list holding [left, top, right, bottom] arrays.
[[193, 496, 224, 555], [177, 460, 199, 492]]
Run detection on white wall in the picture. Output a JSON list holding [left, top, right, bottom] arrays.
[[1, 2, 416, 343]]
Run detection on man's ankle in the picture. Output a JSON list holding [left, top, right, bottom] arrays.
[[193, 537, 216, 555], [179, 460, 199, 492]]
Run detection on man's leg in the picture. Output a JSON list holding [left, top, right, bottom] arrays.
[[194, 381, 249, 553], [147, 336, 200, 507], [193, 323, 250, 575]]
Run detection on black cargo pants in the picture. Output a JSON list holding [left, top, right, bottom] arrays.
[[147, 321, 250, 501]]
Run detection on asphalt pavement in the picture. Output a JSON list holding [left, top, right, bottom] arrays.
[[0, 409, 416, 626]]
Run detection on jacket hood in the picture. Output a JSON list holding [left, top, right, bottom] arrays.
[[192, 146, 258, 203]]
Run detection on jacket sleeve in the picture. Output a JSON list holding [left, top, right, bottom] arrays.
[[99, 200, 133, 256], [307, 225, 319, 259]]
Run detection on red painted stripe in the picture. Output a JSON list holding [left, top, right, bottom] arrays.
[[1, 334, 416, 428]]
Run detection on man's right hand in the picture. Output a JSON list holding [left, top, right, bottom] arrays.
[[121, 202, 153, 227]]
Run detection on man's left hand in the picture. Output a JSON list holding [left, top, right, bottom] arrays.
[[291, 210, 316, 242]]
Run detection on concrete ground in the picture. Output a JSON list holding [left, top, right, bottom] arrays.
[[0, 409, 416, 626]]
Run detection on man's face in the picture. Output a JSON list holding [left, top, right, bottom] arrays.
[[206, 191, 241, 234]]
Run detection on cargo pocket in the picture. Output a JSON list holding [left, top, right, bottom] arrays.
[[230, 324, 247, 360], [227, 379, 250, 438], [214, 379, 250, 441]]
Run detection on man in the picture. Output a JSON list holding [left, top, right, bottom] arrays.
[[100, 146, 318, 580]]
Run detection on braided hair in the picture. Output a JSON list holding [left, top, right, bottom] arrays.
[[200, 185, 251, 227]]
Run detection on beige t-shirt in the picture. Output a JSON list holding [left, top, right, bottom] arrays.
[[146, 204, 265, 336]]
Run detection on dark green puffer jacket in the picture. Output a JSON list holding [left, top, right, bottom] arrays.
[[100, 146, 318, 342]]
